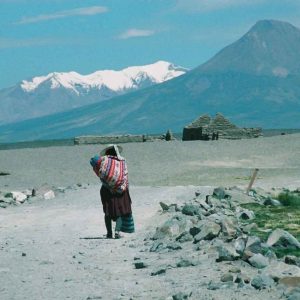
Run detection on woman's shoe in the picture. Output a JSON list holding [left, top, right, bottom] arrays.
[[114, 232, 122, 239], [106, 233, 113, 239]]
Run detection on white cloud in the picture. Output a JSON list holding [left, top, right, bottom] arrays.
[[175, 0, 265, 13], [0, 37, 82, 49], [118, 28, 155, 39], [16, 6, 108, 24]]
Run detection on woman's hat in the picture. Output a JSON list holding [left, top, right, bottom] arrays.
[[100, 144, 123, 156]]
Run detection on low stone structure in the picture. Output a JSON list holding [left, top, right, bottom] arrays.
[[74, 134, 148, 145], [182, 113, 262, 141]]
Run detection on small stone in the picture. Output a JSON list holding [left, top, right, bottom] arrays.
[[263, 197, 281, 206], [151, 267, 166, 276], [221, 217, 238, 240], [248, 253, 269, 269], [207, 281, 221, 290], [242, 223, 258, 234], [237, 209, 255, 220], [150, 241, 164, 252], [176, 259, 196, 268], [221, 273, 233, 282], [166, 242, 182, 251], [234, 237, 246, 255], [172, 291, 191, 300], [229, 266, 241, 273], [213, 187, 226, 200], [159, 202, 169, 211], [285, 256, 300, 267], [234, 274, 243, 283], [216, 243, 240, 262], [189, 226, 202, 237], [134, 261, 148, 269], [22, 252, 26, 257], [176, 231, 193, 243], [251, 274, 274, 289], [245, 236, 262, 254], [43, 190, 55, 200], [182, 204, 201, 216]]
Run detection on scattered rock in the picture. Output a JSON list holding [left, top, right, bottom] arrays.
[[160, 202, 170, 211], [216, 242, 240, 262], [221, 217, 238, 239], [182, 204, 201, 216], [166, 242, 182, 251], [234, 237, 246, 255], [251, 274, 274, 289], [43, 190, 55, 200], [248, 253, 269, 269], [150, 241, 164, 252], [279, 276, 300, 288], [220, 273, 233, 282], [134, 261, 148, 269], [263, 197, 281, 206], [176, 231, 193, 243], [189, 226, 202, 237], [229, 266, 241, 273], [285, 256, 300, 267], [194, 221, 221, 243], [213, 187, 226, 200], [152, 216, 191, 240], [264, 261, 300, 279], [176, 258, 197, 268], [7, 191, 27, 203], [151, 267, 167, 276], [237, 209, 255, 220], [172, 291, 191, 300], [241, 223, 258, 234], [267, 229, 300, 249], [245, 236, 262, 255]]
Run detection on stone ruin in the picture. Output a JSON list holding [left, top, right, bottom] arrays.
[[182, 113, 262, 141]]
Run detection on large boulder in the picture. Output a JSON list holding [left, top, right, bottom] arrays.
[[220, 217, 239, 239], [181, 204, 201, 216], [194, 221, 221, 243], [215, 242, 240, 262], [267, 229, 300, 249], [152, 216, 192, 240]]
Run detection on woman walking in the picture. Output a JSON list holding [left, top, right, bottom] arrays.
[[90, 144, 134, 239]]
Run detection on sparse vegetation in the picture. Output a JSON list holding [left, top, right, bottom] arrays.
[[241, 202, 300, 257], [276, 191, 300, 208]]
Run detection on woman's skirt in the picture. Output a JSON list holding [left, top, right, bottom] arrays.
[[100, 185, 132, 221]]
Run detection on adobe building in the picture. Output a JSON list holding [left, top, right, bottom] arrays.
[[182, 113, 262, 141]]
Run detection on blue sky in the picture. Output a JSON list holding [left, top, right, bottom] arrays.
[[0, 0, 299, 89]]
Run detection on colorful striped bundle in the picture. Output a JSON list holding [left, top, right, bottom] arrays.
[[91, 155, 128, 194], [120, 214, 135, 233]]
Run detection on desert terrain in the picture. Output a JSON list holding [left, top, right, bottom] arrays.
[[1, 134, 300, 299]]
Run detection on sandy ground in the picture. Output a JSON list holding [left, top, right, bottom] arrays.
[[1, 134, 300, 299]]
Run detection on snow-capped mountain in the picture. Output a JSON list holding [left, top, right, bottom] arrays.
[[0, 61, 188, 124]]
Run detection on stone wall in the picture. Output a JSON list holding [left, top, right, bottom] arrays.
[[74, 135, 148, 145]]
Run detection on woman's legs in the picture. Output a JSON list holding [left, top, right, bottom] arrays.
[[104, 215, 113, 238], [115, 217, 122, 239]]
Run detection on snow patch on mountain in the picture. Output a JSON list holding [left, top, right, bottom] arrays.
[[21, 61, 187, 94]]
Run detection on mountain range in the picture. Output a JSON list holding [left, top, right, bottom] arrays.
[[0, 61, 187, 124], [0, 19, 300, 143]]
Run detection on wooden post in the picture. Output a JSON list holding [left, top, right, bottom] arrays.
[[246, 168, 259, 194]]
